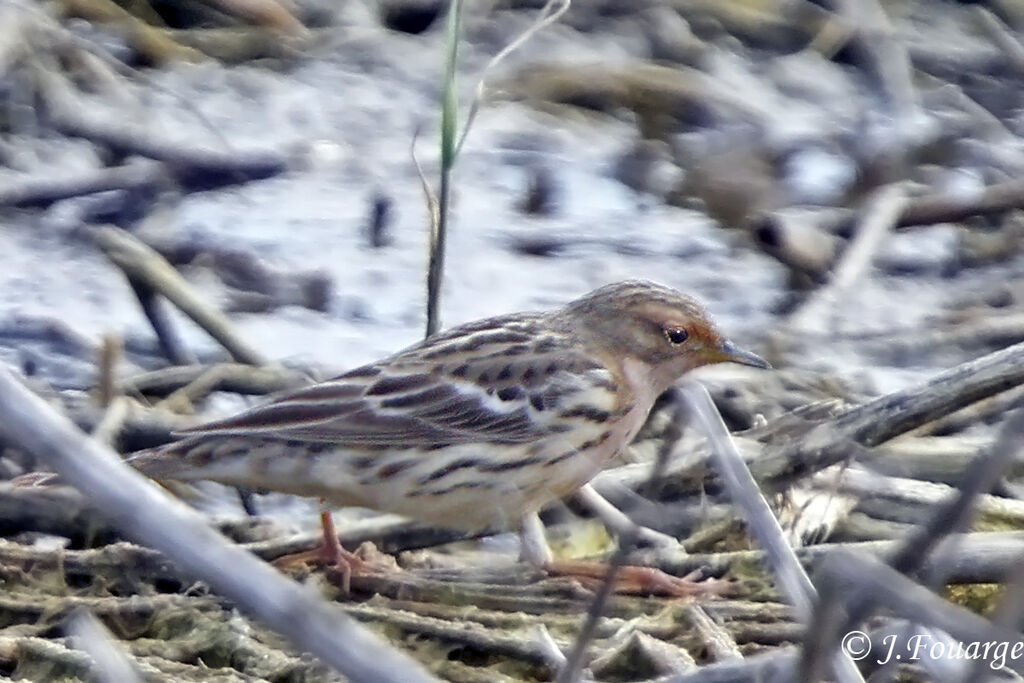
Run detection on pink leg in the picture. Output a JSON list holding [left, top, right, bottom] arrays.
[[273, 501, 377, 594]]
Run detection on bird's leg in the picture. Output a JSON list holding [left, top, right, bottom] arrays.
[[519, 510, 554, 567], [272, 500, 375, 593], [520, 508, 719, 598]]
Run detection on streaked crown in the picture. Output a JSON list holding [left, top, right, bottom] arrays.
[[555, 279, 768, 372]]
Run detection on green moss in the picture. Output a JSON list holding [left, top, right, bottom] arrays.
[[725, 557, 779, 602], [944, 583, 1002, 614]]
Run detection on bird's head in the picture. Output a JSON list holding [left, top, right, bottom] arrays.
[[559, 280, 769, 391]]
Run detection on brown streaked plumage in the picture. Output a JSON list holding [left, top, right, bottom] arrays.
[[22, 280, 769, 589], [126, 280, 767, 535]]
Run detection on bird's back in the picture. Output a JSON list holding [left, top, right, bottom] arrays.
[[121, 314, 644, 529]]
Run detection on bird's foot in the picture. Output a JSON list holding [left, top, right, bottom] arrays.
[[321, 542, 397, 594], [273, 508, 394, 593], [273, 540, 394, 594], [544, 559, 727, 598]]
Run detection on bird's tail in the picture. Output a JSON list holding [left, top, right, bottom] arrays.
[[124, 448, 189, 479], [10, 445, 186, 488]]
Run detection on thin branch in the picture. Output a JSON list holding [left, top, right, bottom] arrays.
[[786, 183, 907, 334], [681, 383, 864, 683], [93, 226, 268, 366], [0, 367, 435, 683], [125, 276, 198, 366], [896, 176, 1024, 227], [554, 526, 639, 683], [411, 124, 441, 240], [0, 161, 168, 208], [974, 6, 1024, 74], [751, 340, 1024, 487], [95, 334, 122, 408], [804, 550, 1024, 679], [117, 362, 310, 398], [800, 408, 1024, 679], [453, 0, 572, 158], [65, 609, 144, 683]]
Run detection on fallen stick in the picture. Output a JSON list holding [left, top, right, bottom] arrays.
[[125, 278, 198, 366], [635, 531, 1024, 585], [825, 0, 921, 129], [145, 234, 333, 313], [974, 6, 1024, 75], [0, 366, 435, 683], [32, 58, 286, 189], [93, 226, 268, 366], [0, 162, 167, 209], [801, 409, 1024, 679], [65, 610, 143, 683], [118, 362, 311, 398], [754, 341, 1024, 487], [823, 466, 1024, 526], [682, 385, 815, 616], [897, 176, 1024, 227], [785, 183, 907, 334], [803, 550, 1024, 679], [682, 383, 864, 683], [750, 209, 845, 285]]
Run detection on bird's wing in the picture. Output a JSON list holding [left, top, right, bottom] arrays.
[[175, 348, 612, 448]]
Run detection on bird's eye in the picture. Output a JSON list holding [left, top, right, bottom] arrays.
[[664, 327, 689, 344]]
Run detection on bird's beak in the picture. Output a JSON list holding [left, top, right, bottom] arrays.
[[718, 340, 771, 369]]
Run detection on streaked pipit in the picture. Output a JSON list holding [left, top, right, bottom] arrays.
[[28, 280, 769, 592]]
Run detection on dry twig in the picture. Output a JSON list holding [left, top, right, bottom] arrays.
[[682, 384, 863, 683], [0, 366, 436, 683], [93, 226, 268, 366]]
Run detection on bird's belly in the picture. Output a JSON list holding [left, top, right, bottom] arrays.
[[186, 408, 648, 532], [313, 416, 640, 531], [306, 443, 544, 531]]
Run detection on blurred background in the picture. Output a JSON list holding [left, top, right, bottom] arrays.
[[8, 0, 1020, 394]]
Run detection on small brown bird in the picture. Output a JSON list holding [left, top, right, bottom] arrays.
[[34, 280, 769, 590]]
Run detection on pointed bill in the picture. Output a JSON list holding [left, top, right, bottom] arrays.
[[719, 340, 771, 369]]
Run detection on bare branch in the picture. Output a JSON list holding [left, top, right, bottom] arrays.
[[0, 367, 435, 683], [93, 226, 268, 366]]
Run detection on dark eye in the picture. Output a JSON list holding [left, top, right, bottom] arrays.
[[664, 327, 689, 344]]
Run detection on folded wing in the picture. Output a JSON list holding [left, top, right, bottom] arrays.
[[174, 359, 583, 448]]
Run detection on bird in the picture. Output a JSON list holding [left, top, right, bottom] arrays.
[[24, 280, 770, 593]]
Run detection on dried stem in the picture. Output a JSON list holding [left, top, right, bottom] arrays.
[[800, 408, 1024, 679], [0, 366, 435, 683], [786, 183, 908, 335], [65, 609, 144, 683], [424, 0, 464, 338], [93, 226, 267, 366], [682, 383, 863, 683]]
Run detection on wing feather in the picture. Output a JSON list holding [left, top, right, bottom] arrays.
[[175, 319, 612, 450]]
